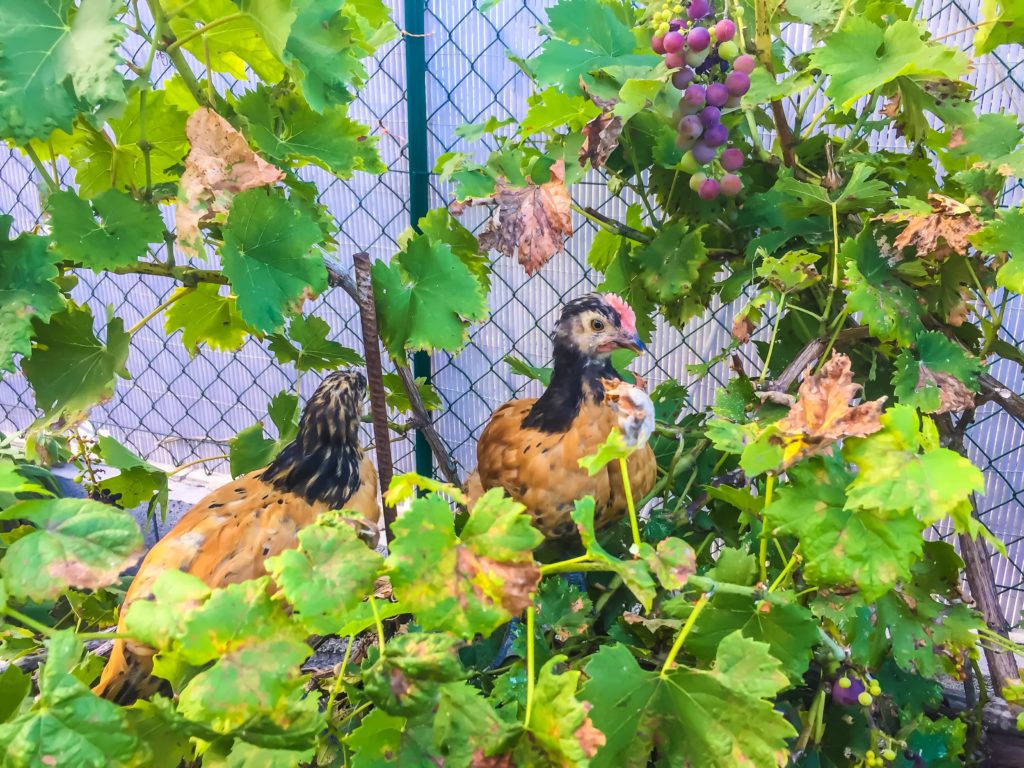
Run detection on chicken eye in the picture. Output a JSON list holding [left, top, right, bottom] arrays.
[[590, 318, 606, 331]]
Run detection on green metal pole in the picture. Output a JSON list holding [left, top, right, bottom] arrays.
[[403, 0, 434, 480]]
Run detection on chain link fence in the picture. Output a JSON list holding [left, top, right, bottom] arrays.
[[0, 0, 1022, 622]]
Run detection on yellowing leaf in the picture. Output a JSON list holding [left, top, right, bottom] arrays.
[[164, 284, 255, 356]]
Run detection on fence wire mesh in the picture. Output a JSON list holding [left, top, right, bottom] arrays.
[[0, 0, 1022, 622]]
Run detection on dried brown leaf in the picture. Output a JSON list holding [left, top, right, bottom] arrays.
[[948, 127, 967, 149], [776, 352, 886, 467], [176, 108, 284, 255], [477, 159, 572, 275], [456, 548, 540, 616], [732, 313, 756, 343], [575, 705, 607, 758], [580, 111, 623, 170], [919, 367, 976, 414], [880, 193, 981, 261]]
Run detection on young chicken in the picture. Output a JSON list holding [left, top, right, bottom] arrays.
[[468, 293, 657, 539], [94, 370, 380, 704]]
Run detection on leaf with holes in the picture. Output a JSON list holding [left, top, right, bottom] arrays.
[[0, 498, 142, 601], [0, 218, 63, 373], [48, 189, 165, 271], [386, 489, 542, 640], [165, 284, 255, 356], [23, 304, 130, 420], [268, 314, 363, 372]]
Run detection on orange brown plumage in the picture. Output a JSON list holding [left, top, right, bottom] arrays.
[[94, 370, 380, 704]]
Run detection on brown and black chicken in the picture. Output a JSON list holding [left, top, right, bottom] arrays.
[[94, 369, 381, 704], [467, 292, 657, 540]]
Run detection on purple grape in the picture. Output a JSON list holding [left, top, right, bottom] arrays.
[[831, 678, 866, 708], [706, 82, 728, 107], [720, 173, 742, 197], [683, 84, 706, 108], [678, 114, 704, 140], [652, 35, 666, 54], [725, 71, 751, 97], [668, 18, 685, 32], [672, 67, 696, 90], [721, 147, 744, 171], [703, 123, 728, 147], [699, 106, 721, 128], [688, 0, 709, 20], [687, 26, 710, 52], [714, 19, 737, 43], [692, 141, 716, 164], [665, 51, 687, 69], [734, 54, 756, 74], [698, 178, 721, 200], [663, 31, 686, 54], [675, 133, 696, 151]]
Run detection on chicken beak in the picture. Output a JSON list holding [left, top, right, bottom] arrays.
[[618, 331, 646, 354]]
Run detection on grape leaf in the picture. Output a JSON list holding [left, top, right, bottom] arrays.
[[880, 193, 981, 261], [521, 87, 602, 135], [808, 17, 968, 111], [768, 456, 924, 601], [0, 498, 143, 601], [400, 208, 491, 291], [772, 164, 890, 216], [235, 86, 385, 177], [124, 570, 211, 649], [572, 497, 656, 610], [386, 489, 542, 640], [0, 0, 125, 142], [362, 632, 464, 716], [523, 654, 605, 766], [634, 221, 708, 303], [970, 206, 1024, 294], [536, 577, 593, 642], [228, 391, 299, 476], [218, 742, 315, 768], [381, 373, 441, 413], [372, 234, 488, 363], [578, 428, 632, 475], [0, 665, 30, 724], [582, 635, 795, 768], [0, 218, 63, 372], [265, 511, 383, 635], [636, 536, 696, 591], [432, 681, 517, 765], [219, 189, 327, 333], [892, 331, 984, 413], [345, 709, 436, 768], [504, 354, 553, 386], [96, 435, 169, 512], [177, 108, 285, 255], [0, 632, 139, 767], [843, 404, 984, 526], [976, 0, 1024, 54], [267, 314, 363, 372], [530, 0, 660, 94], [48, 189, 165, 270], [23, 304, 130, 419], [165, 284, 254, 356], [843, 228, 924, 345]]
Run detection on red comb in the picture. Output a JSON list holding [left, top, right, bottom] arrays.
[[602, 293, 637, 335]]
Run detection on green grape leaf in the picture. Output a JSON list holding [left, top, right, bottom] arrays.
[[386, 489, 542, 640], [578, 428, 633, 475], [266, 511, 383, 635], [0, 218, 63, 372], [267, 314, 363, 372], [362, 632, 464, 716], [530, 0, 660, 94], [0, 632, 139, 767], [900, 716, 967, 768], [0, 498, 142, 601], [235, 86, 385, 177], [970, 206, 1024, 294], [843, 228, 924, 345], [768, 456, 924, 601], [345, 709, 435, 768], [634, 221, 708, 303], [636, 537, 696, 591], [808, 17, 968, 111], [756, 249, 822, 292], [975, 0, 1024, 54], [48, 189, 164, 271], [400, 208, 491, 291], [536, 577, 593, 641], [0, 664, 31, 724], [372, 234, 489, 363], [843, 405, 984, 525], [521, 87, 601, 135], [96, 435, 169, 512], [385, 472, 467, 507], [0, 0, 125, 142], [124, 570, 211, 649], [572, 497, 656, 611], [743, 69, 813, 108], [381, 373, 442, 413], [582, 635, 795, 768], [23, 304, 130, 420], [228, 423, 278, 477], [523, 654, 605, 766], [220, 189, 327, 333], [772, 164, 890, 216], [892, 331, 984, 413], [218, 742, 315, 768], [0, 460, 54, 498], [432, 681, 517, 765], [165, 284, 255, 356], [504, 354, 553, 386]]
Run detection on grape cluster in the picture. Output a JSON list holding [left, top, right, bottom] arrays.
[[88, 487, 124, 508], [648, 0, 753, 200]]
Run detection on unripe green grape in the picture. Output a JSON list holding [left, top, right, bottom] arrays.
[[689, 171, 708, 192], [838, 676, 852, 689], [718, 40, 739, 60], [858, 691, 873, 706], [679, 150, 700, 174], [882, 749, 896, 761]]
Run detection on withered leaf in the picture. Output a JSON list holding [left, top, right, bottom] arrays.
[[456, 547, 540, 616], [575, 708, 607, 759], [775, 352, 886, 468], [176, 108, 284, 255], [880, 193, 981, 261], [478, 159, 572, 276], [732, 313, 756, 343], [580, 111, 623, 170], [918, 367, 976, 414]]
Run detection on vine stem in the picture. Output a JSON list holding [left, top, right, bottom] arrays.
[[369, 595, 386, 650], [759, 474, 775, 584], [660, 592, 710, 678], [23, 145, 59, 194], [128, 287, 193, 335], [813, 308, 849, 374], [326, 633, 355, 722], [837, 93, 880, 155], [3, 606, 55, 637], [524, 605, 536, 728], [539, 554, 591, 576], [619, 456, 642, 550], [146, 0, 212, 108], [164, 12, 245, 53], [768, 545, 800, 592], [167, 453, 229, 476], [757, 294, 787, 384]]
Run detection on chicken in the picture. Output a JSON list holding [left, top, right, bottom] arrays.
[[467, 293, 657, 539], [94, 370, 380, 704]]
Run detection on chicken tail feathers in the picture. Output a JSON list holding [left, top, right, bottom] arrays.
[[92, 641, 167, 705]]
